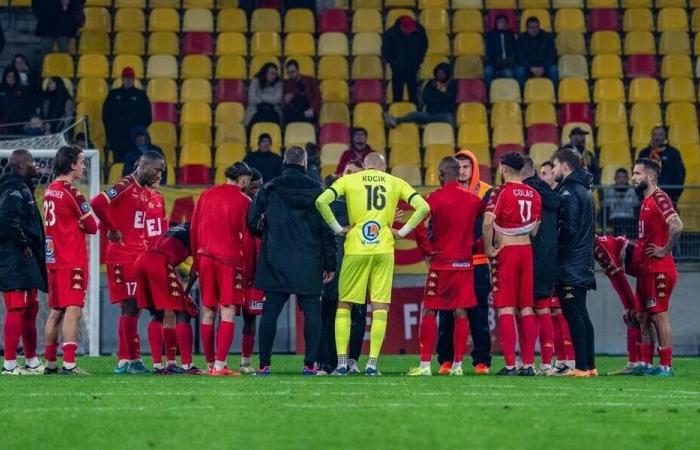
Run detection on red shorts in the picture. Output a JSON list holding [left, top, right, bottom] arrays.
[[243, 287, 264, 316], [107, 263, 138, 304], [423, 270, 476, 310], [3, 289, 38, 311], [550, 296, 561, 308], [491, 245, 534, 309], [534, 288, 559, 309], [48, 267, 87, 309], [198, 256, 245, 308], [637, 270, 676, 314], [134, 252, 187, 311]]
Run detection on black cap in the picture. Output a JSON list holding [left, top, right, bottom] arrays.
[[569, 127, 589, 136]]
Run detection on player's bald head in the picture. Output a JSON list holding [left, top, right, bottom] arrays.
[[438, 156, 459, 185], [364, 153, 386, 172], [520, 156, 535, 179], [8, 149, 36, 178]]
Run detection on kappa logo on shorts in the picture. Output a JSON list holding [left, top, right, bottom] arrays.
[[361, 221, 381, 243], [45, 237, 56, 264]]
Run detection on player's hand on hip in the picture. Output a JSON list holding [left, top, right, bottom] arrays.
[[322, 271, 335, 284], [393, 209, 405, 223], [339, 225, 350, 236], [391, 228, 402, 239], [486, 245, 501, 258], [107, 230, 123, 243], [645, 243, 669, 258]]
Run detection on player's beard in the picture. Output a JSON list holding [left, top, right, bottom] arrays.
[[634, 181, 648, 195]]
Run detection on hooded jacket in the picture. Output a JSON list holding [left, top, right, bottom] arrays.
[[0, 172, 47, 292], [524, 174, 559, 299], [247, 164, 337, 295], [381, 19, 429, 71], [420, 63, 457, 115], [556, 169, 596, 289], [455, 149, 492, 269], [485, 28, 517, 70], [122, 126, 166, 179]]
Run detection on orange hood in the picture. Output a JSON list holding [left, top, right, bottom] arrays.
[[455, 149, 492, 199]]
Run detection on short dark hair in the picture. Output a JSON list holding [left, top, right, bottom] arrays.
[[347, 159, 364, 170], [258, 133, 272, 145], [521, 155, 535, 175], [225, 161, 252, 181], [141, 150, 164, 163], [553, 147, 582, 171], [283, 146, 306, 165], [500, 151, 525, 171], [285, 59, 299, 69], [351, 127, 367, 136], [540, 160, 554, 170], [634, 158, 661, 177], [53, 145, 83, 176], [615, 167, 629, 177], [526, 16, 540, 26], [250, 167, 262, 183], [495, 14, 509, 23]]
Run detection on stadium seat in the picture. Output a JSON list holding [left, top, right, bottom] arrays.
[[215, 102, 245, 126], [679, 144, 700, 167], [457, 79, 487, 103], [181, 55, 212, 79], [457, 123, 490, 153], [217, 8, 248, 33], [149, 8, 180, 32], [492, 144, 524, 167], [251, 9, 281, 33], [420, 56, 450, 79], [83, 7, 111, 32], [457, 102, 487, 126], [353, 102, 383, 129], [669, 125, 700, 147], [419, 8, 449, 33], [426, 32, 450, 56], [215, 123, 247, 146], [632, 123, 657, 149], [420, 0, 449, 8], [387, 103, 416, 120], [76, 77, 109, 103], [351, 56, 383, 80], [178, 144, 212, 185], [108, 164, 125, 184], [319, 103, 350, 126], [588, 8, 619, 32], [352, 80, 383, 103], [285, 33, 316, 57], [215, 56, 247, 80], [558, 78, 590, 103], [215, 143, 246, 169], [554, 9, 585, 32], [148, 32, 179, 56], [598, 123, 629, 147], [599, 144, 633, 167], [150, 0, 180, 6], [79, 31, 110, 55], [453, 33, 484, 56], [391, 165, 422, 185], [389, 144, 421, 168], [452, 0, 483, 6], [529, 143, 558, 167], [552, 0, 583, 7], [43, 53, 75, 78], [627, 77, 661, 104], [559, 103, 592, 125], [183, 32, 214, 56], [148, 122, 177, 161], [321, 80, 350, 103], [216, 32, 247, 56], [664, 78, 696, 103], [112, 55, 144, 80], [284, 9, 315, 34], [561, 122, 594, 150], [490, 79, 520, 103], [183, 9, 214, 32], [180, 102, 212, 126], [624, 32, 656, 55], [147, 55, 178, 79], [492, 124, 524, 146], [353, 32, 382, 56], [318, 56, 349, 80], [181, 79, 212, 103], [527, 124, 558, 146], [623, 8, 653, 32], [76, 54, 107, 79], [555, 31, 585, 55], [630, 102, 662, 127], [452, 9, 483, 33], [523, 78, 555, 104], [558, 55, 589, 80], [353, 9, 382, 33], [657, 8, 688, 32], [594, 78, 625, 103], [596, 102, 628, 127], [251, 32, 282, 56], [249, 123, 282, 153], [519, 10, 552, 32], [319, 123, 350, 146], [423, 144, 454, 167], [113, 32, 144, 56], [248, 56, 280, 79], [590, 31, 621, 55], [485, 0, 516, 8], [389, 124, 420, 148], [284, 122, 317, 148], [661, 55, 693, 79], [525, 102, 557, 127], [454, 56, 484, 79], [183, 0, 214, 7], [318, 9, 348, 34], [285, 56, 314, 77], [624, 55, 659, 78], [591, 55, 623, 79], [423, 123, 455, 146], [152, 102, 177, 124], [659, 31, 691, 55], [666, 102, 697, 126], [318, 33, 349, 56], [115, 0, 146, 7], [623, 0, 653, 9], [491, 101, 522, 126]]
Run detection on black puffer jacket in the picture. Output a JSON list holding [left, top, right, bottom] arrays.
[[0, 173, 47, 292], [247, 164, 337, 296], [555, 169, 596, 290], [381, 23, 428, 71], [524, 175, 559, 299]]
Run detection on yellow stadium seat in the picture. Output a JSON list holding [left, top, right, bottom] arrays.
[[391, 165, 422, 185], [679, 145, 700, 167], [452, 9, 483, 33], [150, 0, 180, 6], [285, 33, 315, 56], [320, 103, 350, 125], [420, 0, 449, 7], [525, 102, 557, 127], [694, 34, 700, 55], [529, 143, 558, 167], [457, 102, 487, 126], [83, 8, 111, 32], [179, 143, 212, 168], [43, 53, 75, 78], [452, 0, 483, 6], [180, 123, 212, 146], [558, 78, 590, 103], [78, 31, 110, 55], [489, 78, 521, 103], [149, 32, 179, 56], [351, 56, 383, 80], [423, 144, 454, 167], [76, 100, 102, 123], [215, 143, 247, 167], [248, 56, 280, 78], [108, 164, 125, 184], [389, 124, 420, 147], [520, 10, 552, 32], [353, 9, 383, 33], [558, 55, 589, 79], [388, 102, 416, 120], [364, 123, 386, 153], [661, 54, 693, 79], [594, 78, 625, 103], [555, 31, 585, 55], [113, 32, 144, 55], [521, 0, 549, 7], [664, 78, 696, 103], [181, 55, 212, 79], [630, 102, 662, 127], [485, 0, 515, 7], [669, 125, 700, 147], [554, 9, 585, 32], [318, 56, 349, 80], [598, 124, 629, 147], [453, 32, 484, 56], [600, 164, 631, 185], [632, 123, 657, 149], [321, 80, 349, 103], [492, 124, 524, 146], [420, 8, 449, 32], [666, 102, 697, 126], [218, 9, 248, 33], [215, 123, 247, 146], [491, 101, 522, 128], [318, 32, 349, 56], [424, 165, 442, 186], [112, 55, 144, 80], [693, 9, 700, 32], [591, 55, 623, 79], [251, 9, 281, 33], [524, 78, 556, 104], [183, 9, 214, 32], [657, 8, 688, 32], [76, 54, 108, 78], [250, 123, 283, 153], [553, 0, 584, 7], [147, 55, 179, 79], [149, 8, 180, 33], [147, 78, 178, 103], [353, 102, 383, 128], [285, 8, 315, 33], [215, 102, 245, 125], [595, 102, 628, 127], [389, 144, 421, 168], [454, 56, 484, 79], [180, 102, 212, 126], [182, 79, 212, 103], [423, 123, 455, 146], [114, 8, 145, 32], [623, 8, 653, 32], [588, 0, 617, 7], [216, 55, 247, 79], [183, 0, 214, 7], [419, 56, 449, 80], [76, 77, 109, 103], [320, 144, 347, 171], [622, 0, 651, 7], [426, 32, 450, 56], [216, 32, 247, 56], [590, 31, 621, 55], [284, 122, 317, 147], [352, 32, 382, 56], [385, 0, 415, 7], [599, 144, 633, 167], [385, 9, 415, 29], [251, 32, 282, 56], [115, 0, 146, 7], [457, 123, 489, 153], [628, 77, 661, 103], [624, 32, 656, 55], [659, 31, 690, 55]]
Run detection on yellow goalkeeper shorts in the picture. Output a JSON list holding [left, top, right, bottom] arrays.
[[338, 253, 394, 304]]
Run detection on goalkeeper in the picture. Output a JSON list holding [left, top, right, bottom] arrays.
[[316, 153, 429, 376]]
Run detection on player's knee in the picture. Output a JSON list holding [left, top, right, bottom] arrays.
[[534, 308, 549, 315], [498, 307, 515, 316], [220, 305, 237, 321], [453, 309, 467, 318], [422, 307, 436, 317], [521, 307, 534, 316]]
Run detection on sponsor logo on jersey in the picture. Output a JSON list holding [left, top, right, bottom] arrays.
[[45, 237, 56, 263], [361, 220, 381, 244], [107, 188, 118, 198], [451, 261, 472, 269], [81, 201, 90, 213]]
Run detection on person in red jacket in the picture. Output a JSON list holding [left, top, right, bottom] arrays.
[[191, 162, 253, 376], [335, 128, 376, 175], [282, 59, 321, 124]]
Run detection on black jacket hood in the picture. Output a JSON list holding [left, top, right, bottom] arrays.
[[267, 165, 319, 209], [561, 168, 593, 191]]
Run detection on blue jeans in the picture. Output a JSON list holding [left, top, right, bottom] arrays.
[[484, 65, 515, 87], [515, 64, 559, 88]]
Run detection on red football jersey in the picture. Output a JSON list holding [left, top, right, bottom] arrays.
[[90, 174, 152, 264], [638, 188, 678, 273], [145, 189, 167, 249], [44, 180, 98, 269], [485, 181, 542, 236]]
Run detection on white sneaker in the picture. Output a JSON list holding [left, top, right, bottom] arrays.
[[240, 365, 256, 375], [347, 360, 361, 374], [315, 370, 329, 376], [2, 366, 28, 375], [23, 363, 45, 375], [449, 366, 464, 376]]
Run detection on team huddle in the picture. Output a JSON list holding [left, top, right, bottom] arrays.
[[0, 143, 681, 377]]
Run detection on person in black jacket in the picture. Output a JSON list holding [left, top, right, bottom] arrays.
[[522, 157, 560, 375], [247, 146, 337, 375], [0, 149, 47, 375], [102, 67, 152, 164], [637, 126, 686, 205], [381, 16, 428, 104], [515, 17, 558, 88], [484, 14, 518, 87], [552, 148, 597, 376], [243, 133, 283, 183], [384, 63, 457, 127], [32, 0, 85, 54], [560, 127, 600, 186]]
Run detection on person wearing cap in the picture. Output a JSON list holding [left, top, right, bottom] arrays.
[[638, 126, 686, 205], [102, 67, 152, 164], [560, 127, 600, 185], [243, 132, 283, 182], [381, 15, 428, 104]]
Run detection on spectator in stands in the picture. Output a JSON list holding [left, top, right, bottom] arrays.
[[40, 77, 75, 133], [283, 59, 321, 124], [102, 67, 152, 163], [9, 54, 40, 98], [484, 14, 518, 87], [335, 127, 375, 175], [603, 168, 639, 236], [560, 127, 600, 185], [381, 16, 428, 104], [122, 127, 166, 180], [0, 69, 33, 135], [73, 132, 94, 150], [244, 133, 283, 182], [515, 17, 558, 88], [638, 126, 686, 205], [23, 115, 50, 136], [383, 62, 457, 128], [32, 0, 85, 54], [245, 63, 283, 128]]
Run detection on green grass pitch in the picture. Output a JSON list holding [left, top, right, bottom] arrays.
[[2, 355, 699, 450]]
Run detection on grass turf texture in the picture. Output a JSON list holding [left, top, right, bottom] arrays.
[[2, 356, 699, 450]]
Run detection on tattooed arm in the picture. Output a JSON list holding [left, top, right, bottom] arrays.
[[645, 214, 684, 258]]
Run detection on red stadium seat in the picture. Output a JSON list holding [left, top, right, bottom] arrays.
[[259, 0, 281, 8], [319, 123, 350, 146], [559, 103, 592, 125], [479, 165, 493, 184], [178, 165, 211, 185], [182, 32, 214, 56], [351, 79, 383, 103], [625, 55, 658, 79], [527, 124, 559, 147], [457, 79, 487, 103], [215, 80, 247, 104], [486, 10, 517, 32], [318, 9, 349, 34], [588, 9, 619, 32], [492, 144, 524, 168], [152, 102, 177, 124]]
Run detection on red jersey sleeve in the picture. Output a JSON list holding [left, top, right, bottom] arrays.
[[652, 190, 677, 221], [484, 186, 501, 215], [90, 175, 137, 231], [66, 185, 98, 234]]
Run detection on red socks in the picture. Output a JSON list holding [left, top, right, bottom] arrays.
[[164, 327, 177, 362], [453, 316, 470, 364], [553, 313, 575, 362], [122, 316, 139, 361], [535, 313, 555, 366], [418, 314, 437, 363], [627, 326, 641, 363], [63, 342, 77, 365], [3, 309, 23, 361], [640, 343, 654, 365], [519, 314, 537, 366], [176, 323, 193, 366], [147, 321, 163, 366], [498, 313, 517, 367], [21, 302, 38, 359], [242, 333, 255, 359], [200, 322, 215, 364], [658, 347, 672, 367], [44, 342, 59, 363], [215, 320, 235, 363]]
